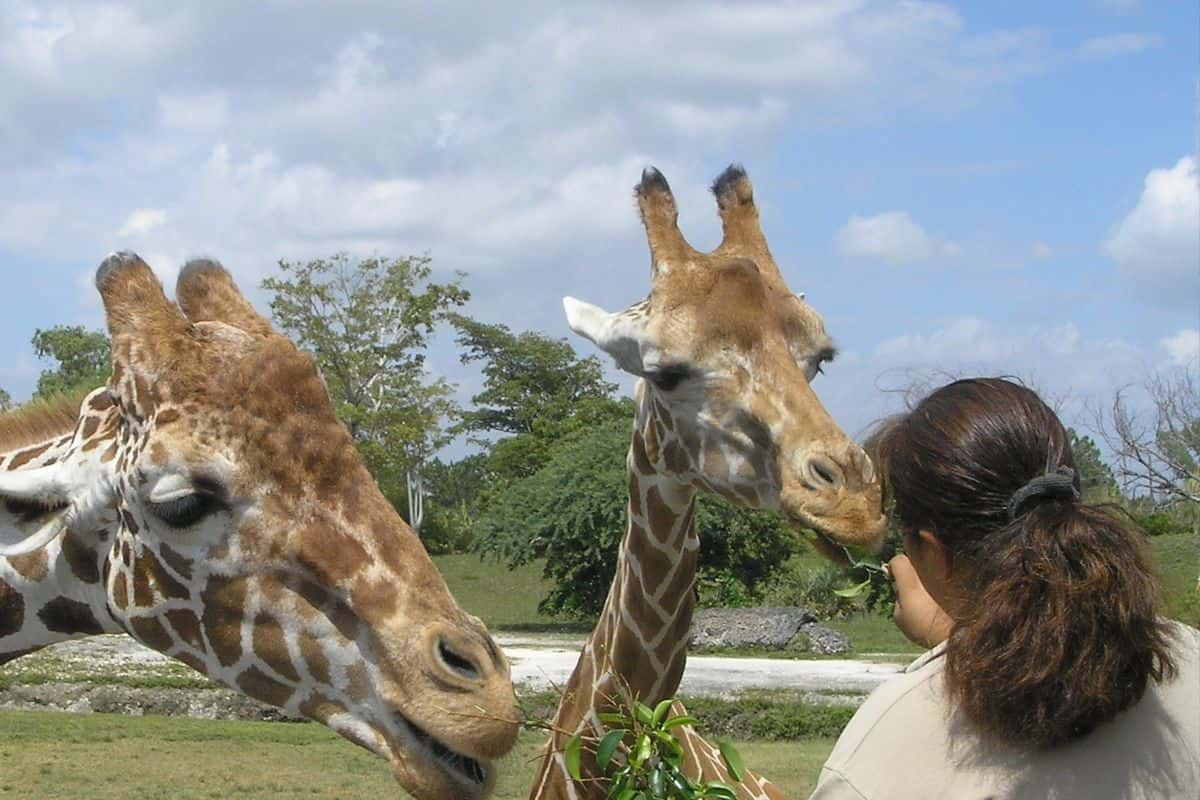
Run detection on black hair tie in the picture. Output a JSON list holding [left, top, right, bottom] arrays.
[[1007, 466, 1080, 521]]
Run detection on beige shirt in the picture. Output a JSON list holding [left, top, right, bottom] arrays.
[[810, 622, 1200, 800]]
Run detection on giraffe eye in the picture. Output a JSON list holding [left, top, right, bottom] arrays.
[[647, 364, 690, 392], [147, 493, 223, 529]]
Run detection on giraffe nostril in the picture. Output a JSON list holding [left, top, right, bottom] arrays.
[[437, 637, 481, 681], [806, 456, 845, 490]]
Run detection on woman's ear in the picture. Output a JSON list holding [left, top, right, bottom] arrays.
[[915, 528, 954, 582]]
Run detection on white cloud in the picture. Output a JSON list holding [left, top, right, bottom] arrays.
[[1030, 241, 1053, 260], [0, 1, 1057, 292], [834, 211, 960, 264], [1103, 156, 1199, 311], [157, 91, 229, 131], [1161, 329, 1199, 367], [875, 317, 1081, 362], [117, 208, 168, 237], [812, 316, 1153, 441], [1076, 33, 1161, 61]]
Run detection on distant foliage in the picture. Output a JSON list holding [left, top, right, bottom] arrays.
[[419, 455, 492, 554], [31, 326, 111, 399], [0, 388, 11, 412], [763, 561, 862, 620], [1068, 428, 1122, 503], [476, 419, 797, 618], [1134, 511, 1190, 538]]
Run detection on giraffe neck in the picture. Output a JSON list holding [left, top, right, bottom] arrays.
[[591, 428, 697, 706], [0, 392, 123, 664], [532, 398, 699, 799]]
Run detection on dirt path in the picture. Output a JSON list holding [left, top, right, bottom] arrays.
[[19, 634, 906, 697], [502, 642, 904, 695]]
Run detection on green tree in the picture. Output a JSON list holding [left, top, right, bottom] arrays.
[[476, 419, 796, 619], [420, 454, 492, 554], [1067, 428, 1121, 503], [453, 317, 631, 483], [31, 326, 112, 398], [0, 388, 11, 412], [262, 254, 469, 522]]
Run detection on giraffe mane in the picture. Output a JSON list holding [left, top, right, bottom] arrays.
[[0, 391, 87, 452]]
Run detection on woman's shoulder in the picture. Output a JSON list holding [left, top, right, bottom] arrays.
[[815, 622, 1200, 800], [821, 645, 951, 771]]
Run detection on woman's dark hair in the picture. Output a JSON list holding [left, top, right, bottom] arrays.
[[871, 377, 1176, 748]]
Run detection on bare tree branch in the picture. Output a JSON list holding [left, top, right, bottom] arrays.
[[1091, 367, 1200, 506]]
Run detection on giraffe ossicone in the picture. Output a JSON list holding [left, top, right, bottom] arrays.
[[0, 252, 517, 800], [531, 164, 887, 799]]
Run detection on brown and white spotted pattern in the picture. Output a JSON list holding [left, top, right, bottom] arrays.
[[0, 254, 517, 800], [529, 167, 888, 799]]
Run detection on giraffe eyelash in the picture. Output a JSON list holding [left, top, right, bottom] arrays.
[[2, 496, 69, 523], [146, 493, 225, 529]]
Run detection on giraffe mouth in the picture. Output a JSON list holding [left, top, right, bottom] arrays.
[[404, 717, 490, 793]]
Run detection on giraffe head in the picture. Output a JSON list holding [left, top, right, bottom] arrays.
[[0, 253, 516, 800], [565, 166, 886, 556]]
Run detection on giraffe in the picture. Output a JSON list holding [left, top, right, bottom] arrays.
[[0, 253, 517, 800], [528, 166, 888, 799]]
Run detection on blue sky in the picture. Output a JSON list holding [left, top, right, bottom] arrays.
[[0, 0, 1195, 450]]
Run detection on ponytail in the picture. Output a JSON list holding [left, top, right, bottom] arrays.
[[945, 502, 1176, 748]]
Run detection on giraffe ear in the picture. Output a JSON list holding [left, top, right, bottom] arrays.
[[562, 296, 653, 376], [0, 465, 70, 556], [175, 258, 274, 337], [96, 252, 193, 415]]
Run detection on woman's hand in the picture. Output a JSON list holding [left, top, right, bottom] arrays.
[[887, 554, 954, 648]]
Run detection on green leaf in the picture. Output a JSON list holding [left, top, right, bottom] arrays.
[[702, 786, 738, 800], [662, 715, 699, 730], [669, 770, 696, 800], [564, 732, 584, 782], [832, 577, 872, 598], [635, 732, 653, 764], [651, 698, 676, 727], [634, 701, 654, 726], [599, 712, 630, 726], [717, 740, 745, 782], [650, 766, 666, 798], [596, 729, 626, 770], [615, 789, 637, 800]]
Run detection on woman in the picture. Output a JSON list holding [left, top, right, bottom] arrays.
[[810, 378, 1199, 799]]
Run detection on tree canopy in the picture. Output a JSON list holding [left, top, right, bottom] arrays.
[[31, 325, 112, 399], [0, 388, 11, 412], [453, 316, 632, 483], [1067, 428, 1120, 503], [263, 254, 469, 508], [475, 418, 797, 618]]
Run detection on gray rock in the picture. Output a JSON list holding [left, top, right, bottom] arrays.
[[689, 607, 818, 649], [788, 623, 852, 655]]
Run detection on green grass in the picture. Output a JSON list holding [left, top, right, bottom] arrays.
[[1150, 533, 1199, 628], [826, 614, 924, 657], [433, 554, 591, 633], [0, 710, 835, 799]]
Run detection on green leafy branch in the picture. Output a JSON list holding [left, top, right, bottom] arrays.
[[564, 697, 745, 800]]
